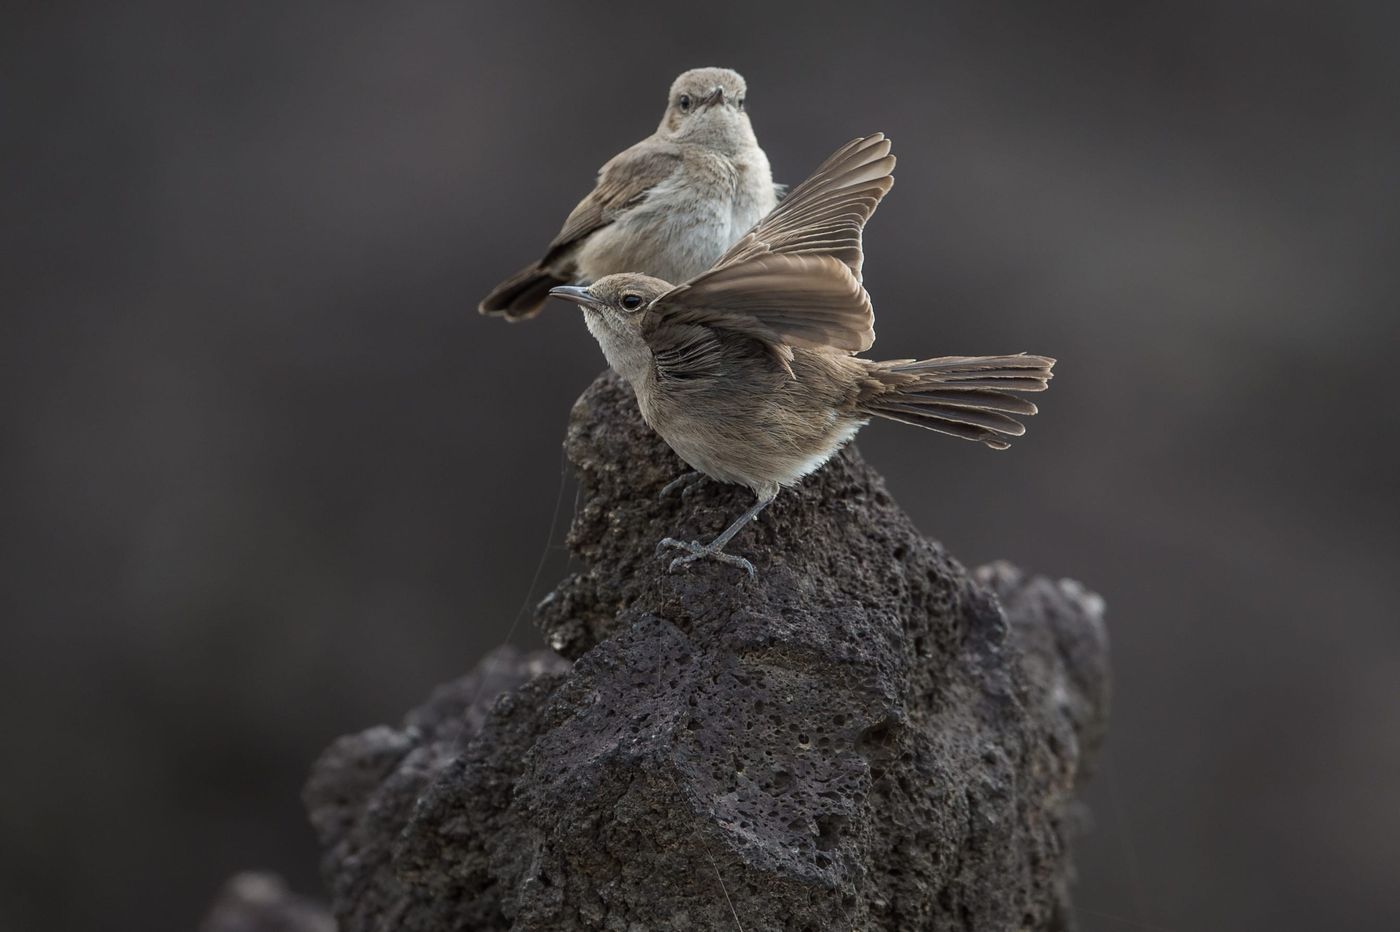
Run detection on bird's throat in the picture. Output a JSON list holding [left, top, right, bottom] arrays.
[[583, 310, 653, 388]]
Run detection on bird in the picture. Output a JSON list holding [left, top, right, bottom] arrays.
[[479, 67, 781, 321], [548, 134, 1055, 579]]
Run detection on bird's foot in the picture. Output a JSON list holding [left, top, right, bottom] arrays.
[[656, 538, 756, 580], [659, 470, 705, 498]]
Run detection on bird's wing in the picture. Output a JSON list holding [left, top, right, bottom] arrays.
[[711, 133, 893, 277], [541, 140, 683, 266], [642, 134, 894, 371], [649, 321, 731, 383]]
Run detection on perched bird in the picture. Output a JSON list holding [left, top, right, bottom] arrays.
[[479, 67, 780, 320], [549, 134, 1055, 578]]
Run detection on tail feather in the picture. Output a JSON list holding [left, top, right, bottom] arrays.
[[862, 353, 1055, 450], [867, 406, 1014, 450], [479, 263, 569, 320], [887, 388, 1039, 416], [872, 402, 1027, 436]]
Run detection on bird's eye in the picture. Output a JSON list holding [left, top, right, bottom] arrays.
[[678, 94, 692, 112], [736, 97, 745, 111], [621, 294, 643, 311]]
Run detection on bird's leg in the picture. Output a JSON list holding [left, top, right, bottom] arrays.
[[658, 490, 778, 580], [659, 469, 706, 497]]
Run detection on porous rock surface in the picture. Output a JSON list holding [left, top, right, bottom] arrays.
[[301, 371, 1110, 931]]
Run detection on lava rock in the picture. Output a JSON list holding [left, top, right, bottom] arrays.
[[303, 371, 1110, 931]]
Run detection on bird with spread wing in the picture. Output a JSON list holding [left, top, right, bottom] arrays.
[[550, 134, 1055, 578]]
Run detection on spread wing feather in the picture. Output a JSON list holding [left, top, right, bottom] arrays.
[[712, 133, 895, 277], [643, 134, 895, 377]]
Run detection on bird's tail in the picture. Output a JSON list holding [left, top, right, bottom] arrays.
[[479, 263, 569, 320], [859, 354, 1056, 450]]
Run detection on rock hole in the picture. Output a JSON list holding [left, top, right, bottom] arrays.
[[858, 719, 899, 753], [815, 814, 847, 851]]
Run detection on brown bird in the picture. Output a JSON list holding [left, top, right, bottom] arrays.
[[550, 134, 1055, 578], [479, 67, 780, 320]]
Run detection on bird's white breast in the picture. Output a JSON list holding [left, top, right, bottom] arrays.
[[576, 150, 777, 285]]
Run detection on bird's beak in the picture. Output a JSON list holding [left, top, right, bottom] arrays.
[[549, 285, 597, 308], [700, 87, 725, 109]]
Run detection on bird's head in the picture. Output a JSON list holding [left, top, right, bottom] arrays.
[[550, 274, 674, 382], [657, 68, 755, 151]]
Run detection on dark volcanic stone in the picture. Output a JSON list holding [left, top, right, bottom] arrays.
[[302, 371, 1110, 931]]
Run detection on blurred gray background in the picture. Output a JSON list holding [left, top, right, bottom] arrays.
[[4, 2, 1398, 930]]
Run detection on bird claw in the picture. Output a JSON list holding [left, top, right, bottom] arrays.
[[659, 471, 704, 498], [657, 538, 756, 580]]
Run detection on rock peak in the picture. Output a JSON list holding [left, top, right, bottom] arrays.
[[299, 371, 1110, 931]]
